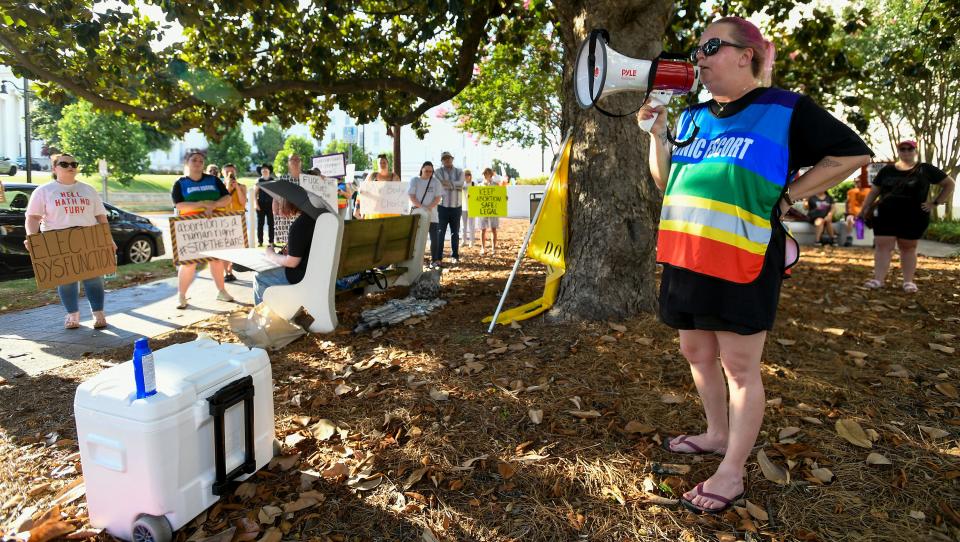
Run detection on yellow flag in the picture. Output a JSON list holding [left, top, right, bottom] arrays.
[[483, 137, 572, 325], [526, 137, 572, 269]]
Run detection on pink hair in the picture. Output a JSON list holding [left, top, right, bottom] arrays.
[[714, 16, 776, 87]]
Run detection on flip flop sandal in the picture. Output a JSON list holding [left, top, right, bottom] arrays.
[[662, 435, 724, 455], [902, 282, 918, 293], [64, 314, 80, 329], [680, 482, 744, 515], [863, 279, 882, 289]]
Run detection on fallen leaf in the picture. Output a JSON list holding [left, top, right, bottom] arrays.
[[624, 421, 655, 434], [51, 478, 85, 507], [311, 419, 338, 441], [429, 389, 449, 401], [349, 474, 383, 491], [421, 527, 440, 542], [810, 468, 834, 483], [935, 383, 958, 399], [28, 482, 52, 497], [65, 528, 102, 539], [660, 393, 683, 404], [599, 335, 617, 343], [836, 419, 873, 448], [234, 518, 260, 542], [778, 427, 801, 440], [234, 482, 257, 499], [933, 333, 955, 341], [919, 426, 949, 439], [845, 350, 868, 359], [801, 417, 823, 425], [824, 327, 845, 336], [497, 461, 517, 480], [642, 494, 679, 505], [602, 485, 626, 505], [528, 409, 543, 425], [651, 463, 691, 475], [568, 409, 601, 419], [258, 505, 282, 524], [258, 527, 283, 542], [334, 383, 353, 396], [404, 467, 428, 490], [744, 500, 769, 521], [322, 462, 350, 480], [929, 343, 956, 354], [291, 415, 312, 427], [29, 521, 76, 542], [283, 492, 324, 513], [609, 322, 627, 333], [866, 452, 892, 466], [198, 527, 237, 542], [269, 454, 300, 471], [283, 433, 306, 447], [757, 449, 788, 485], [909, 510, 926, 521], [776, 338, 796, 346]]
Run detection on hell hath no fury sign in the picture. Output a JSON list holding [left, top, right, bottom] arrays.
[[27, 223, 117, 290], [169, 212, 248, 265]]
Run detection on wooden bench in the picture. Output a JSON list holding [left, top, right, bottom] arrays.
[[262, 209, 429, 333]]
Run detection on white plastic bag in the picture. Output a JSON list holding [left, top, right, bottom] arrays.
[[229, 303, 307, 351]]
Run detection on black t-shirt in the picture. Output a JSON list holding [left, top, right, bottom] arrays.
[[661, 87, 873, 331], [256, 177, 275, 209], [872, 163, 947, 205], [806, 193, 834, 218], [284, 213, 315, 284]]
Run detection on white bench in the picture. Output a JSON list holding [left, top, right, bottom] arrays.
[[262, 209, 429, 333]]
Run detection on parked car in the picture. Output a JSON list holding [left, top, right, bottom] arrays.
[[15, 157, 41, 171], [0, 183, 165, 276], [0, 157, 17, 176]]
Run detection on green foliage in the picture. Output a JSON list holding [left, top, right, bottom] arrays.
[[322, 139, 371, 171], [273, 135, 316, 175], [252, 121, 285, 167], [0, 2, 539, 141], [449, 8, 561, 153], [828, 180, 856, 203], [206, 123, 252, 172], [516, 175, 548, 185], [924, 219, 960, 245], [491, 159, 519, 179], [57, 101, 148, 186], [141, 125, 173, 153]]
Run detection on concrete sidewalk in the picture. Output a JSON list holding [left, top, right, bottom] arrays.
[[0, 271, 254, 379]]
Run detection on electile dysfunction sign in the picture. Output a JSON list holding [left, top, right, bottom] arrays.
[[27, 223, 117, 290], [169, 212, 248, 265]]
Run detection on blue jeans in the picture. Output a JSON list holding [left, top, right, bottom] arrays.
[[437, 205, 462, 259], [428, 222, 442, 263], [254, 266, 290, 304], [58, 276, 105, 314]]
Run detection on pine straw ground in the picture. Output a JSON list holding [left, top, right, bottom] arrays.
[[1, 220, 958, 542]]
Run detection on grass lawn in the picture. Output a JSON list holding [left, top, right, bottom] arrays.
[[6, 171, 260, 193], [0, 259, 176, 314]]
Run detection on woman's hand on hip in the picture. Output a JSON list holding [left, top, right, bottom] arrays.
[[920, 202, 935, 212]]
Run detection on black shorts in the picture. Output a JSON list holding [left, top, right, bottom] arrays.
[[872, 199, 929, 240], [659, 305, 765, 336]]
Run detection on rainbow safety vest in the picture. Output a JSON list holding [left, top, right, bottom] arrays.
[[657, 88, 799, 284]]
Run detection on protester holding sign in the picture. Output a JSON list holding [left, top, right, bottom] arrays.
[[408, 161, 443, 267], [641, 17, 871, 513], [222, 164, 248, 282], [171, 152, 234, 309], [461, 169, 476, 248], [254, 197, 314, 304], [435, 151, 465, 265], [24, 153, 116, 329], [478, 168, 501, 255], [254, 164, 275, 246], [357, 154, 401, 219]]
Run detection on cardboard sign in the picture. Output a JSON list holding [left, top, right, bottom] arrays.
[[468, 185, 508, 217], [359, 181, 410, 215], [0, 180, 5, 203], [200, 247, 280, 272], [312, 153, 347, 178], [27, 223, 117, 290], [273, 214, 294, 245], [169, 212, 248, 265], [98, 159, 108, 177], [300, 174, 339, 210]]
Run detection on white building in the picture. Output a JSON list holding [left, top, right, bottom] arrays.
[[0, 66, 44, 166], [148, 105, 552, 179]]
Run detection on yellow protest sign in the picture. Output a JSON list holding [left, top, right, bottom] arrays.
[[484, 136, 572, 325], [468, 185, 507, 217]]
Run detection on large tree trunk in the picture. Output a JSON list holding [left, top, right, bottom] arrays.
[[551, 0, 675, 321]]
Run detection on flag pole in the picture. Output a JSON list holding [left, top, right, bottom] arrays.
[[487, 134, 571, 333]]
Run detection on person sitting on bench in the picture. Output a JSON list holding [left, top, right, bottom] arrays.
[[254, 196, 314, 305]]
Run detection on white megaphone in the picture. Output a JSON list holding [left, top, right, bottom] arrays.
[[575, 29, 700, 134]]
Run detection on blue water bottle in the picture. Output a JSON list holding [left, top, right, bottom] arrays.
[[133, 338, 157, 399]]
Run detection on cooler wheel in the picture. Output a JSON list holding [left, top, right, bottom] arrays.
[[132, 514, 173, 542]]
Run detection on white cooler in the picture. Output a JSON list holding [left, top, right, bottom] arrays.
[[74, 339, 275, 542]]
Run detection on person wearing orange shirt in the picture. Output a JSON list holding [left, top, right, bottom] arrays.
[[843, 178, 871, 246]]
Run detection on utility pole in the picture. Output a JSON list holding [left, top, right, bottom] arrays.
[[23, 78, 31, 184]]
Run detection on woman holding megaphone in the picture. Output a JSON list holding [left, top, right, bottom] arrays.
[[641, 16, 872, 514]]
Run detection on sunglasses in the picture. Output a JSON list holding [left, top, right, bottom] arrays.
[[57, 161, 79, 168], [898, 146, 916, 151], [690, 37, 747, 62]]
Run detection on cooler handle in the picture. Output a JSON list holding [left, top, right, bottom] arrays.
[[207, 375, 256, 496]]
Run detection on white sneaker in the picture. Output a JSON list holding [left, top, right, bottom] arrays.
[[216, 290, 234, 302], [177, 294, 188, 309]]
